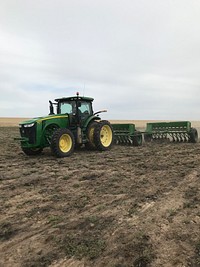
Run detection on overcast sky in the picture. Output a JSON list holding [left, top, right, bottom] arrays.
[[1, 0, 200, 120]]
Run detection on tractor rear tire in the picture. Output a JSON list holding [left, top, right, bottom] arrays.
[[22, 147, 43, 156], [189, 128, 198, 143], [50, 128, 75, 157], [93, 120, 113, 151], [85, 121, 98, 150], [132, 131, 143, 146]]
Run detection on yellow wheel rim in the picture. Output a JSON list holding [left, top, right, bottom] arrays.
[[100, 125, 112, 147], [59, 134, 72, 153]]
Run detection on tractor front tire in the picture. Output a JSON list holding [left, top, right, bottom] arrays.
[[93, 120, 113, 151], [51, 128, 75, 157], [22, 147, 43, 156]]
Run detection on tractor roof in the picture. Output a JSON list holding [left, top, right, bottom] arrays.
[[55, 96, 94, 102]]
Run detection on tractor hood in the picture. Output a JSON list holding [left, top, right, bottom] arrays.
[[19, 114, 68, 126]]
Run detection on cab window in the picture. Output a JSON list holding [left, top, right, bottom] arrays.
[[78, 102, 92, 115], [60, 101, 75, 114]]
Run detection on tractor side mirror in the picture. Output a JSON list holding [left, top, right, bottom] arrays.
[[49, 100, 54, 115]]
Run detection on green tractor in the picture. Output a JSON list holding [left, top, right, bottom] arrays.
[[16, 93, 113, 157]]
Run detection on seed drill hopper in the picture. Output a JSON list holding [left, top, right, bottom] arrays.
[[144, 121, 198, 143]]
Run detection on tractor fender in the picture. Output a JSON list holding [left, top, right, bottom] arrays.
[[83, 115, 101, 130]]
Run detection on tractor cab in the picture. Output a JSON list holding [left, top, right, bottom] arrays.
[[50, 92, 94, 127]]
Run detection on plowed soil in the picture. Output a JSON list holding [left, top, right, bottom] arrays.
[[0, 126, 200, 267]]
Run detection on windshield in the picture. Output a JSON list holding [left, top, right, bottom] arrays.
[[59, 101, 76, 114], [58, 100, 93, 116]]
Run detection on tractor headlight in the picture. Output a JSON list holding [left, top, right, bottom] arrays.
[[23, 123, 35, 128]]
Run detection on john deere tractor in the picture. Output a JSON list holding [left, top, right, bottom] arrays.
[[17, 93, 113, 157]]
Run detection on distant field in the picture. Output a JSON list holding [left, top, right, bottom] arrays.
[[0, 117, 30, 127]]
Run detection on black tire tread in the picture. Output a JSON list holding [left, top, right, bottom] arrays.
[[85, 121, 98, 150], [144, 133, 152, 142], [189, 128, 198, 143], [132, 131, 143, 146]]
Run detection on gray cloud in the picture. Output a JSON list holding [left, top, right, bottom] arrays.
[[0, 0, 200, 120]]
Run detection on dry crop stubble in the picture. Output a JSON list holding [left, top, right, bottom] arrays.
[[0, 123, 200, 267]]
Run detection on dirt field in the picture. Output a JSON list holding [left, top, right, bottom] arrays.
[[0, 122, 200, 267]]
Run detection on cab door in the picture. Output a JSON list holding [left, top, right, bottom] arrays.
[[77, 101, 93, 126]]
